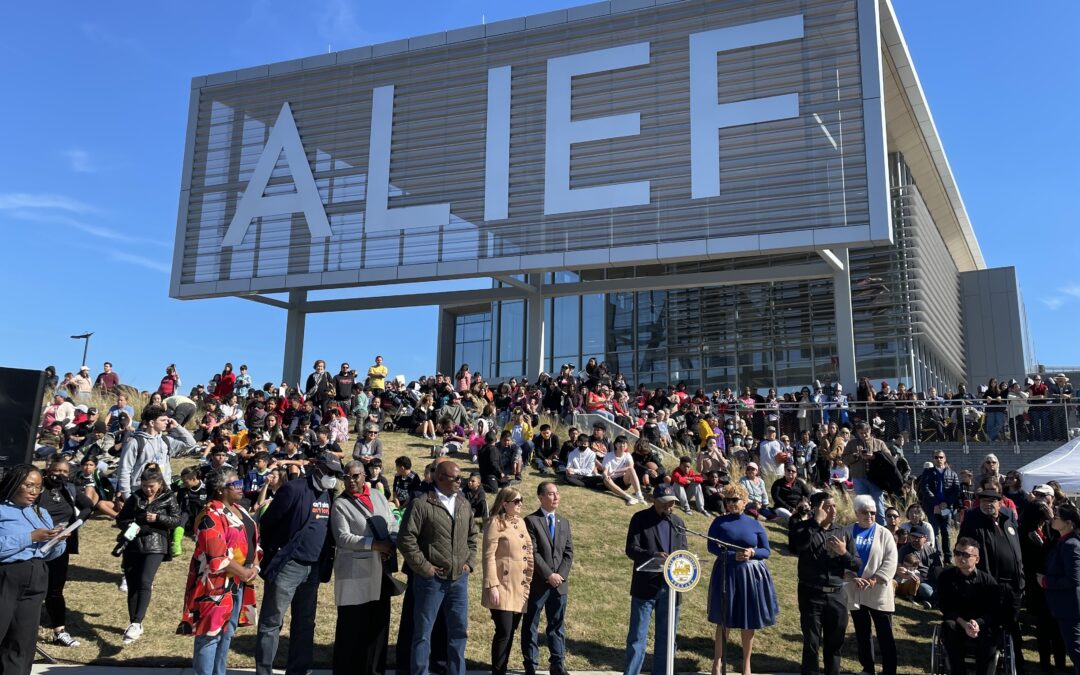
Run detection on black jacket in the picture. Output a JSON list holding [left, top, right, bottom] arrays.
[[525, 508, 573, 596], [478, 443, 504, 481], [958, 507, 1024, 594], [116, 488, 181, 557], [625, 507, 687, 600], [1045, 532, 1080, 621], [788, 517, 860, 588], [37, 481, 93, 555], [937, 567, 1002, 629]]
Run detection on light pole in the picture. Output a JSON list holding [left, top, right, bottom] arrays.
[[70, 332, 93, 368]]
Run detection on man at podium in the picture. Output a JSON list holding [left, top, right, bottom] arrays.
[[623, 484, 688, 675]]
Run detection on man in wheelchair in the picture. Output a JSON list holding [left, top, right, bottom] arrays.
[[936, 537, 1005, 675]]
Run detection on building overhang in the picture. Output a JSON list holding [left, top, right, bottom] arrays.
[[879, 0, 985, 272]]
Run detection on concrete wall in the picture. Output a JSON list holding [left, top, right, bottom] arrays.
[[960, 267, 1030, 385]]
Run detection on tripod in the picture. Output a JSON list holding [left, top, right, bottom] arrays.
[[676, 524, 746, 675]]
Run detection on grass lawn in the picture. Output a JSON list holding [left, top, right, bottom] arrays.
[[48, 429, 1030, 672]]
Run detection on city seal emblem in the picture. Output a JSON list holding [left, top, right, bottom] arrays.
[[664, 549, 701, 593]]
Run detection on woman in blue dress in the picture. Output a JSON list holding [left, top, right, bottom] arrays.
[[707, 482, 779, 675]]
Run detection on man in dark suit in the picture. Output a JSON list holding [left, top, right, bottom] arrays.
[[521, 481, 574, 675], [624, 484, 688, 675]]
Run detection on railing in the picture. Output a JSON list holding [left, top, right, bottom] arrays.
[[646, 399, 1077, 455]]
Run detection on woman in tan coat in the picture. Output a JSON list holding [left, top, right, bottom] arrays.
[[481, 487, 533, 675], [845, 494, 899, 675]]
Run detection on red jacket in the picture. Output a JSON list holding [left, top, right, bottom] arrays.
[[671, 466, 703, 486]]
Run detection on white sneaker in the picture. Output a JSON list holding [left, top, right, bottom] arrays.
[[54, 631, 80, 647], [635, 492, 646, 502], [122, 622, 143, 644], [118, 577, 127, 592], [626, 496, 640, 506]]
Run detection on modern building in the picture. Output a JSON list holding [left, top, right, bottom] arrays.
[[171, 0, 1033, 392]]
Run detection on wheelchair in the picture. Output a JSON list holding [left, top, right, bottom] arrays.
[[929, 623, 1016, 675]]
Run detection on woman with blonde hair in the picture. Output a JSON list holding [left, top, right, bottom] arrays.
[[413, 394, 436, 440], [706, 482, 778, 675], [482, 487, 534, 675]]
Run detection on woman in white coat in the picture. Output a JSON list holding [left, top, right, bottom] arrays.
[[846, 493, 899, 675], [330, 460, 400, 675]]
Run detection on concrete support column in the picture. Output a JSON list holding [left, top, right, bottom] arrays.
[[282, 290, 307, 385], [525, 274, 546, 379], [435, 307, 458, 376], [832, 249, 858, 391]]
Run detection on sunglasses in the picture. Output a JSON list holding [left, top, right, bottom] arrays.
[[886, 512, 900, 519], [226, 480, 244, 489], [441, 474, 462, 482], [345, 473, 364, 480], [933, 455, 945, 459], [952, 549, 975, 560], [722, 497, 741, 503], [861, 510, 877, 515], [510, 497, 524, 504]]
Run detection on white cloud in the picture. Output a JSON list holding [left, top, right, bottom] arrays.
[[64, 149, 96, 173], [0, 192, 95, 213], [1042, 297, 1065, 310], [109, 251, 170, 273], [1061, 284, 1080, 299], [315, 0, 366, 48]]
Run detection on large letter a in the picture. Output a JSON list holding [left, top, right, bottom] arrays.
[[221, 102, 332, 247]]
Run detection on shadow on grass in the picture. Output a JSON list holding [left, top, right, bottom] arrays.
[[67, 562, 124, 585]]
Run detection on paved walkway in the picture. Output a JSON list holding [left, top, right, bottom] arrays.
[[30, 665, 850, 675]]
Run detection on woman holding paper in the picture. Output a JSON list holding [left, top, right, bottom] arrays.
[[36, 456, 93, 648], [0, 464, 69, 674]]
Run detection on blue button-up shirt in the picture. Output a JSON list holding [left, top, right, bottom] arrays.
[[0, 501, 65, 563]]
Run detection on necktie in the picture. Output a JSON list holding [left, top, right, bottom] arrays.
[[548, 513, 556, 541]]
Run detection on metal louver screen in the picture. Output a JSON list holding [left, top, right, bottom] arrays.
[[172, 0, 885, 299]]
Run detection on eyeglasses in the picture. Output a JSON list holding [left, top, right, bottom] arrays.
[[933, 455, 945, 459], [20, 482, 43, 493], [952, 549, 975, 560], [861, 510, 877, 515], [722, 497, 741, 503], [440, 474, 462, 482], [225, 480, 244, 489], [886, 513, 901, 519]]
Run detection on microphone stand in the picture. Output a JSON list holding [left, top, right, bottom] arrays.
[[675, 523, 746, 675]]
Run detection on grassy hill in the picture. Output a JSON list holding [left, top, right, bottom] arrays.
[[50, 428, 1012, 673]]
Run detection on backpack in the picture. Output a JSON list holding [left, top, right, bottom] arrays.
[[868, 449, 904, 496]]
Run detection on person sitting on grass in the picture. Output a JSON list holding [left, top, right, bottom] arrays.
[[365, 457, 392, 500], [769, 463, 813, 524], [696, 436, 728, 475], [564, 434, 604, 490], [532, 424, 561, 475], [631, 437, 666, 493], [480, 431, 511, 494], [671, 455, 709, 516], [462, 471, 489, 522], [602, 435, 645, 506], [73, 455, 119, 518], [895, 523, 942, 608], [739, 463, 776, 520]]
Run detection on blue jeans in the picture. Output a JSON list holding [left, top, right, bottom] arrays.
[[411, 573, 469, 675], [193, 586, 242, 675], [624, 587, 680, 675], [255, 559, 320, 675], [853, 478, 886, 525], [986, 412, 1005, 441], [521, 586, 568, 672]]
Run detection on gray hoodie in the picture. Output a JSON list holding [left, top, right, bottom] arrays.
[[116, 426, 196, 497]]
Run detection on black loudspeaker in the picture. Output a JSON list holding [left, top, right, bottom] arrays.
[[0, 366, 46, 468]]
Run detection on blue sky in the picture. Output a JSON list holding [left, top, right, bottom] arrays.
[[1, 1, 1076, 391]]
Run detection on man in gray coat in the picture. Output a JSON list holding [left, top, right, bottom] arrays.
[[397, 460, 478, 675], [522, 481, 573, 675]]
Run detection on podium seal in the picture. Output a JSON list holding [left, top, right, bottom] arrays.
[[663, 549, 701, 593]]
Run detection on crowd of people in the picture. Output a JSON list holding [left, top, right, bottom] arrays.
[[1, 356, 1078, 675]]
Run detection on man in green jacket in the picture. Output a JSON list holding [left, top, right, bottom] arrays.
[[397, 460, 478, 675]]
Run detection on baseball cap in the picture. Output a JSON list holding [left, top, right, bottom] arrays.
[[746, 462, 759, 471], [908, 524, 931, 538], [651, 484, 679, 503], [1032, 484, 1054, 497], [314, 452, 344, 476]]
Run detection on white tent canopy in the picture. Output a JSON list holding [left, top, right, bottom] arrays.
[[1019, 436, 1080, 493]]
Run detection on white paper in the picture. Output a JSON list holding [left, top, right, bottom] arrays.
[[40, 518, 83, 555]]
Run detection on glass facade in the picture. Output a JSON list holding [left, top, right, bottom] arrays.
[[452, 153, 969, 392]]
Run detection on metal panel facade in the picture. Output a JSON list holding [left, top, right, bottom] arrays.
[[172, 0, 884, 299]]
